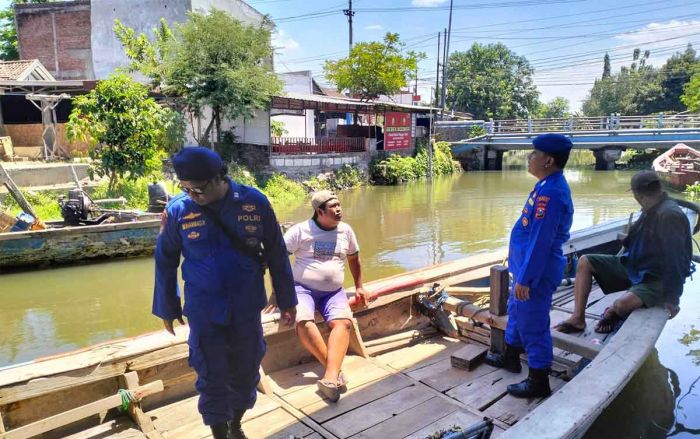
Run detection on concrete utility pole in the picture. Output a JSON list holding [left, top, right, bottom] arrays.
[[435, 31, 441, 107], [441, 0, 454, 118], [343, 0, 355, 55], [440, 29, 447, 116]]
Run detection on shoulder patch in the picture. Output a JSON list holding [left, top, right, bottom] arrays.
[[182, 212, 202, 220]]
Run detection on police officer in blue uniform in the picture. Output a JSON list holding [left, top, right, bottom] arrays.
[[485, 133, 574, 398], [153, 147, 297, 439]]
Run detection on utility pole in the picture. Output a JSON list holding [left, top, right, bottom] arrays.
[[441, 0, 453, 119], [414, 64, 418, 105], [343, 0, 355, 55], [435, 31, 441, 107], [440, 29, 447, 116]]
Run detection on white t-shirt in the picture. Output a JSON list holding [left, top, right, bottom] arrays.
[[284, 219, 360, 292]]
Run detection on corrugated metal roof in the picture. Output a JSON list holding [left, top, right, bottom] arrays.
[[272, 92, 438, 113]]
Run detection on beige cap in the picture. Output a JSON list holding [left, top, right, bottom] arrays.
[[311, 190, 338, 211]]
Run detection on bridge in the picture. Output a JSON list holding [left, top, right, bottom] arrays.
[[448, 113, 700, 170]]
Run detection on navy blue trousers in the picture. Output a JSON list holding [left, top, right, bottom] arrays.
[[188, 314, 266, 426], [504, 282, 555, 370]]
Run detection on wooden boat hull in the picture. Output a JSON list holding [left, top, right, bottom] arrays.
[[0, 210, 694, 438], [653, 143, 700, 190], [0, 219, 160, 269]]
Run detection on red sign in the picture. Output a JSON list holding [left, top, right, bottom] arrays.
[[385, 112, 412, 150], [412, 95, 421, 102]]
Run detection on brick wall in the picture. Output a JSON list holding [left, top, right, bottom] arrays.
[[15, 1, 94, 80]]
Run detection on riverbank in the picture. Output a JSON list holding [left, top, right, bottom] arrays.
[[1, 141, 461, 220]]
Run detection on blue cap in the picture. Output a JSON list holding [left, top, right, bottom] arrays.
[[172, 147, 223, 181], [532, 133, 573, 154]]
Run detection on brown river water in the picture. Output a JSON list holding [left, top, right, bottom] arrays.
[[0, 164, 697, 437]]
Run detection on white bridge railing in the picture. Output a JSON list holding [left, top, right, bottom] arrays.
[[489, 113, 700, 134]]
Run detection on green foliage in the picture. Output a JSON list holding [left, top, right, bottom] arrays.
[[534, 97, 570, 118], [90, 176, 169, 211], [270, 120, 288, 137], [685, 182, 700, 200], [66, 74, 175, 192], [228, 161, 258, 187], [257, 173, 307, 206], [2, 190, 62, 220], [584, 46, 700, 115], [116, 9, 282, 146], [370, 141, 460, 185], [682, 64, 700, 112], [305, 165, 366, 191], [324, 33, 424, 101], [446, 43, 539, 120], [618, 149, 661, 170], [467, 125, 487, 138]]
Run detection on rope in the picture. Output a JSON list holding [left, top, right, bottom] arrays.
[[118, 389, 136, 412]]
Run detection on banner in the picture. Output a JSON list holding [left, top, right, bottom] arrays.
[[385, 112, 412, 150]]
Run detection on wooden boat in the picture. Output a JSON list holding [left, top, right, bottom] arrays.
[[0, 211, 696, 439], [652, 143, 700, 190], [0, 215, 161, 270], [0, 162, 161, 270]]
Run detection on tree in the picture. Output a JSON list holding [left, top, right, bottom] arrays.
[[115, 9, 282, 146], [0, 0, 51, 60], [602, 53, 611, 78], [681, 65, 700, 111], [658, 44, 698, 112], [66, 74, 178, 191], [445, 43, 539, 120], [535, 97, 570, 118], [323, 33, 424, 101]]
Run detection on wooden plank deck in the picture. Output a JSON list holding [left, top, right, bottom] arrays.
[[56, 284, 617, 439]]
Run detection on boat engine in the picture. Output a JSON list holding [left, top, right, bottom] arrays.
[[58, 188, 93, 225], [147, 182, 169, 213]]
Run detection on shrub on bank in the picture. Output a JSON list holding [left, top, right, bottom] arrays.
[[370, 140, 461, 185], [305, 164, 366, 192]]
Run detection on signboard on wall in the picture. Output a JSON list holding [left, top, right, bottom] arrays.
[[385, 112, 412, 150]]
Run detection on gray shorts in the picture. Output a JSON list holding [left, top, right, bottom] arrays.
[[295, 283, 353, 323]]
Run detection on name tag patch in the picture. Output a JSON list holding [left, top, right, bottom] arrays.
[[182, 220, 206, 230]]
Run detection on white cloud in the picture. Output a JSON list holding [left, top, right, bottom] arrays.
[[411, 0, 447, 7], [272, 29, 300, 56], [364, 24, 383, 31], [534, 20, 700, 111]]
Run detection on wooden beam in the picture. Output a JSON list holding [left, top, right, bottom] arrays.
[[0, 163, 35, 217], [348, 318, 369, 358], [489, 265, 510, 354], [551, 331, 601, 361], [0, 410, 6, 434], [119, 372, 162, 438], [500, 307, 667, 439], [2, 380, 164, 439], [443, 297, 508, 330]]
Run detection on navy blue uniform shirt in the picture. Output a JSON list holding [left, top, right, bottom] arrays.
[[153, 178, 296, 325]]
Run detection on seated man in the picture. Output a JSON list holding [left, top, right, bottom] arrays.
[[555, 171, 694, 334], [283, 190, 369, 402]]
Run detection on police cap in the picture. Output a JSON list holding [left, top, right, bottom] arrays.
[[172, 147, 223, 181], [532, 133, 573, 154]]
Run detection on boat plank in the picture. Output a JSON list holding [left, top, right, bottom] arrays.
[[375, 336, 463, 372], [408, 358, 497, 393], [402, 409, 484, 439], [280, 360, 391, 409], [240, 407, 314, 439], [60, 418, 146, 439], [481, 377, 566, 426], [500, 307, 668, 439], [302, 373, 412, 424], [349, 396, 457, 439], [269, 356, 362, 396], [584, 291, 625, 317], [323, 385, 434, 438], [445, 367, 528, 411]]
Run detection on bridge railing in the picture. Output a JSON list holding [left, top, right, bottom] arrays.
[[489, 113, 700, 134]]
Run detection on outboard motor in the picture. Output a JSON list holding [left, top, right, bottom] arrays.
[[58, 188, 92, 225], [148, 182, 169, 213]]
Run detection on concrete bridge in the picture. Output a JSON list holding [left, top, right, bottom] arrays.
[[447, 114, 700, 170]]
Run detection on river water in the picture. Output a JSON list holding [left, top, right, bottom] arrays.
[[0, 164, 698, 437]]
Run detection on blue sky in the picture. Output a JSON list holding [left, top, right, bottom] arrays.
[[5, 0, 700, 111], [253, 0, 700, 111]]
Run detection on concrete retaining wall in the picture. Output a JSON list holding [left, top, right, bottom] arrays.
[[5, 124, 90, 155], [5, 163, 90, 187], [269, 152, 369, 177]]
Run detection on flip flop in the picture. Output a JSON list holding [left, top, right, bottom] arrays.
[[337, 371, 349, 393], [554, 321, 585, 334], [316, 379, 340, 403], [594, 307, 621, 334]]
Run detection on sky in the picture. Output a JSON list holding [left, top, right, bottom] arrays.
[[250, 0, 700, 112], [4, 0, 699, 112]]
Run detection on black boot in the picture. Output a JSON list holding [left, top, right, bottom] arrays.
[[484, 344, 522, 373], [228, 409, 248, 439], [210, 423, 231, 439], [507, 367, 551, 398]]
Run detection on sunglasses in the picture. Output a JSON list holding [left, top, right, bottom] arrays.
[[180, 179, 212, 195]]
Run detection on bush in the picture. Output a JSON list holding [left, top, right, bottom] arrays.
[[685, 182, 700, 200], [258, 173, 307, 206], [1, 190, 62, 220], [369, 140, 460, 185], [468, 125, 487, 138], [305, 165, 366, 191]]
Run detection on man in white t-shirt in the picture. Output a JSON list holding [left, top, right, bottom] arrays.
[[283, 190, 370, 403]]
